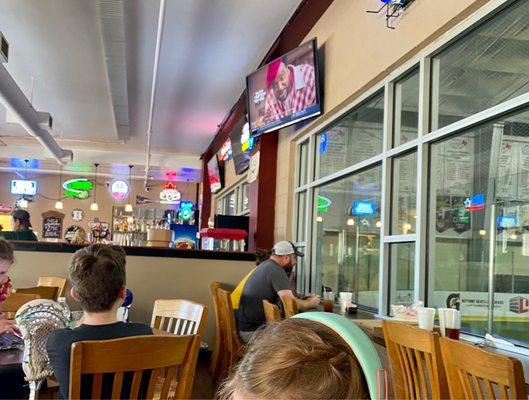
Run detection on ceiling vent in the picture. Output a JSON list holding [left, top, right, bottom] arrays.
[[0, 32, 8, 63]]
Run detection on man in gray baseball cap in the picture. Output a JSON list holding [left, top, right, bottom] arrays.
[[0, 209, 37, 241], [237, 240, 320, 342]]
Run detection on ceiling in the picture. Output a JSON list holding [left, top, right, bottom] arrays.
[[0, 0, 302, 179]]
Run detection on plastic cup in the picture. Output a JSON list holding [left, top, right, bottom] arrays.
[[323, 292, 334, 312], [418, 308, 436, 331], [339, 292, 353, 304], [438, 308, 460, 339]]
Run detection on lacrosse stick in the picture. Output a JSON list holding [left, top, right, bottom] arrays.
[[15, 299, 70, 400]]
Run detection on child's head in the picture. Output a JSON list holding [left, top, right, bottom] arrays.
[[68, 244, 126, 313], [218, 318, 369, 400], [0, 239, 14, 285]]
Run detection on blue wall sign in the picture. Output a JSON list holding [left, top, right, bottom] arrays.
[[351, 201, 377, 217]]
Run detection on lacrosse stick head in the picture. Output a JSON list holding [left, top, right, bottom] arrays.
[[15, 299, 70, 382]]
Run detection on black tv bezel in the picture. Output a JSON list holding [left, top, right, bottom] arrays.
[[245, 37, 322, 137]]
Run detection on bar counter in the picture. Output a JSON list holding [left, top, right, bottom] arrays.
[[7, 240, 256, 347]]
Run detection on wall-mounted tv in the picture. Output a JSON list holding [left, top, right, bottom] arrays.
[[230, 120, 252, 175], [246, 38, 322, 136], [207, 156, 223, 194]]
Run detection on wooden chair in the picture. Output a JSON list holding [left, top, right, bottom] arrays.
[[279, 295, 298, 317], [263, 300, 281, 324], [0, 293, 41, 317], [382, 320, 448, 399], [150, 299, 208, 336], [69, 335, 201, 399], [15, 286, 58, 300], [37, 276, 67, 299], [217, 288, 244, 378], [440, 337, 527, 399], [209, 282, 224, 382]]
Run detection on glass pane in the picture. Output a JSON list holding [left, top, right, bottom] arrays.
[[390, 242, 415, 308], [393, 69, 419, 147], [314, 165, 382, 310], [431, 1, 529, 131], [298, 141, 309, 187], [296, 191, 307, 242], [392, 152, 417, 234], [242, 183, 249, 213], [226, 191, 236, 215], [215, 198, 223, 214], [315, 92, 384, 179], [429, 106, 529, 341]]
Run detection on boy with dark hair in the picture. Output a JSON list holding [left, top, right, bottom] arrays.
[[47, 244, 151, 399]]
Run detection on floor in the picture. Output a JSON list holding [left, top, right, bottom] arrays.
[[191, 355, 218, 399]]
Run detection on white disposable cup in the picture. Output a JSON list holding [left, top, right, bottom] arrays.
[[339, 292, 353, 305], [418, 308, 436, 331], [339, 299, 348, 314]]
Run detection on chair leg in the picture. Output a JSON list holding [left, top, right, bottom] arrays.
[[209, 338, 221, 381]]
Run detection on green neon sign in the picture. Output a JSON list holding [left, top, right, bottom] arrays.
[[62, 178, 93, 199], [317, 195, 331, 213]]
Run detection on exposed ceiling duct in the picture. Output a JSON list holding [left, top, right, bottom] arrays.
[[0, 63, 72, 164], [98, 0, 130, 140], [144, 0, 167, 188]]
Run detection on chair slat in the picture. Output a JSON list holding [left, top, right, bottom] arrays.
[[160, 366, 178, 399], [485, 380, 496, 399], [111, 372, 124, 399], [146, 367, 161, 399], [470, 374, 485, 399], [128, 370, 143, 400], [173, 318, 182, 335], [414, 349, 428, 399], [499, 384, 509, 400], [397, 344, 415, 398], [404, 346, 421, 398], [91, 373, 103, 399]]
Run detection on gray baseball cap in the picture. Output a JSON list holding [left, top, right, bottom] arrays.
[[272, 241, 304, 257], [12, 209, 32, 227]]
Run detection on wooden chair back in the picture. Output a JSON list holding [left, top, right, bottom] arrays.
[[37, 276, 67, 298], [217, 288, 244, 374], [382, 320, 448, 399], [440, 337, 527, 399], [209, 282, 224, 382], [262, 300, 281, 324], [15, 286, 58, 300], [69, 334, 200, 399], [279, 295, 298, 317], [150, 299, 208, 336], [0, 293, 41, 316]]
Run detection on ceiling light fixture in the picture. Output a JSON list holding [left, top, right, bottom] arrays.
[[347, 218, 355, 226], [55, 165, 64, 210], [90, 163, 99, 211], [19, 159, 30, 209], [125, 165, 133, 212]]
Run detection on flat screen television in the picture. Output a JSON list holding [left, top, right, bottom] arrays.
[[230, 120, 252, 175], [207, 156, 223, 193], [10, 180, 37, 195], [246, 38, 322, 136]]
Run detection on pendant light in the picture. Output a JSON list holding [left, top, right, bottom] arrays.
[[124, 164, 133, 212], [19, 159, 29, 208], [90, 163, 99, 211], [54, 165, 64, 209]]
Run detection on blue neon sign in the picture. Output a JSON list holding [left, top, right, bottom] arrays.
[[351, 201, 377, 217]]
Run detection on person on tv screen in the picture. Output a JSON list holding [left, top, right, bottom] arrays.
[[263, 56, 316, 124]]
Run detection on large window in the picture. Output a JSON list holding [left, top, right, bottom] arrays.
[[294, 0, 529, 350], [429, 107, 529, 344], [314, 92, 384, 180], [313, 166, 382, 310], [215, 181, 249, 216], [431, 0, 529, 131]]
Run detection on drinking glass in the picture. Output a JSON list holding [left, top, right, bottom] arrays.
[[323, 292, 334, 312]]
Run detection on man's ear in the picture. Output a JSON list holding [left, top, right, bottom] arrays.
[[118, 286, 127, 300], [70, 288, 79, 301]]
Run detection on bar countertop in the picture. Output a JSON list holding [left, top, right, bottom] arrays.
[[8, 240, 256, 261]]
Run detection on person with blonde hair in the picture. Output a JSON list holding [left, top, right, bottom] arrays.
[[218, 313, 384, 400], [70, 227, 89, 245]]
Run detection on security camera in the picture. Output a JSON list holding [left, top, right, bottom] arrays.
[[144, 185, 151, 192]]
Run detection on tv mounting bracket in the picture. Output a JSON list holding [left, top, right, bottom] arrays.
[[366, 0, 415, 29]]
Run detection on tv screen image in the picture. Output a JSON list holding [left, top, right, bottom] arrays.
[[230, 120, 252, 175], [246, 38, 321, 136], [207, 156, 222, 193], [10, 180, 37, 196]]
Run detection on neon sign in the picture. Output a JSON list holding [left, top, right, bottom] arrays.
[[179, 201, 194, 222], [498, 215, 518, 229], [319, 133, 328, 155], [160, 181, 181, 204], [241, 122, 254, 152], [63, 178, 93, 199], [10, 180, 37, 196], [317, 196, 332, 213], [464, 194, 485, 212], [110, 180, 129, 200], [351, 201, 377, 217], [218, 139, 233, 161]]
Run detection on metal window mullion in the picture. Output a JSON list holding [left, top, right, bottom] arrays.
[[384, 234, 417, 243], [415, 56, 431, 304]]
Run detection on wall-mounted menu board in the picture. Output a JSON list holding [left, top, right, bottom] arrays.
[[41, 211, 65, 239]]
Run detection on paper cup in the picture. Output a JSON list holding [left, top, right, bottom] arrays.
[[418, 308, 436, 331]]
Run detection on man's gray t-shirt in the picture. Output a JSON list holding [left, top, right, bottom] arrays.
[[238, 259, 291, 332]]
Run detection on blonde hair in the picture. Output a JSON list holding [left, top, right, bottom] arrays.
[[71, 228, 87, 245], [218, 318, 368, 400]]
